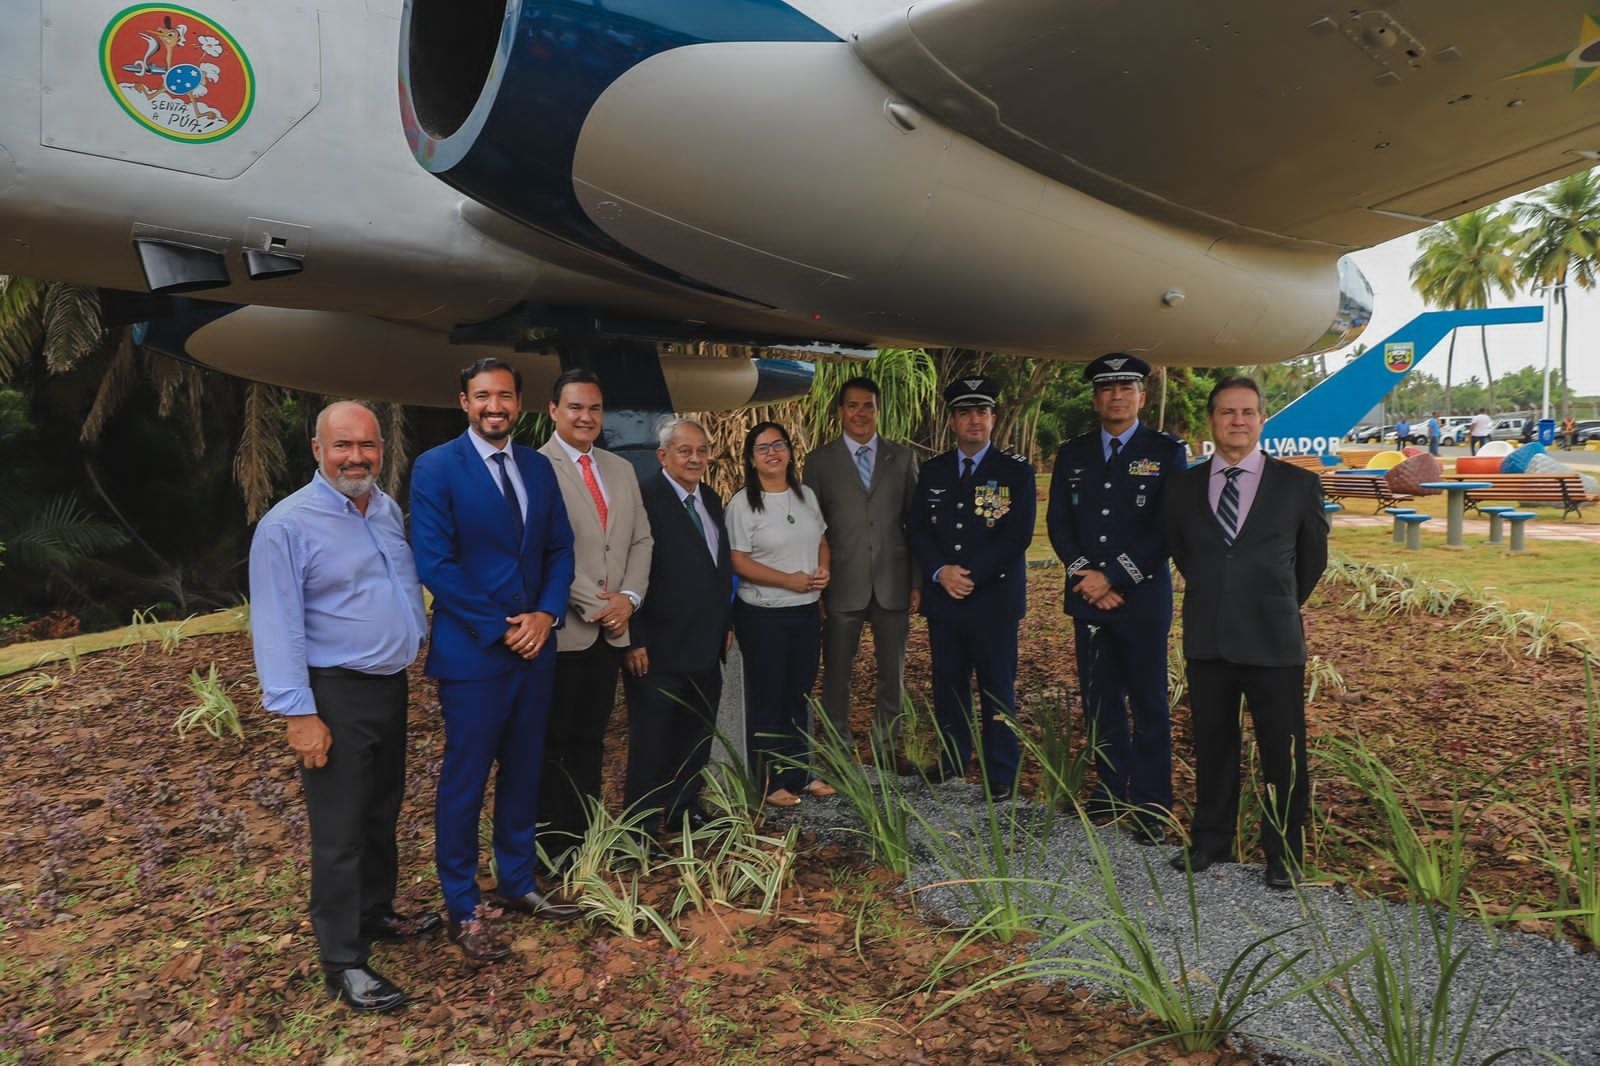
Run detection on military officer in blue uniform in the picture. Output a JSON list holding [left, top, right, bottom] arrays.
[[907, 376, 1037, 799], [1047, 353, 1187, 841]]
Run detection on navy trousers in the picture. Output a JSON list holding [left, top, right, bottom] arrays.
[[624, 663, 722, 832], [435, 655, 554, 923], [927, 613, 1019, 788], [1074, 617, 1173, 817], [734, 601, 820, 794]]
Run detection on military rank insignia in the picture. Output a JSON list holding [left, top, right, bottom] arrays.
[[1127, 459, 1162, 476], [973, 481, 1011, 525]]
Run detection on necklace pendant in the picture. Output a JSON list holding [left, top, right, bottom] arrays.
[[786, 514, 796, 524]]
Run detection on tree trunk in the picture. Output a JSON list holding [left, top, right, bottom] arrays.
[[1479, 325, 1496, 411]]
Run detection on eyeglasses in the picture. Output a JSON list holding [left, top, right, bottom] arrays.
[[752, 441, 790, 455]]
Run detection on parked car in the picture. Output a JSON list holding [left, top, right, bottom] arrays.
[[1437, 416, 1473, 445], [1572, 419, 1600, 444], [1490, 416, 1528, 441], [1350, 424, 1390, 444], [1385, 427, 1428, 446]]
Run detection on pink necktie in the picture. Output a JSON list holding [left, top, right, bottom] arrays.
[[579, 453, 608, 530]]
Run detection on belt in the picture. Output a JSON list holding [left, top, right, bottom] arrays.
[[307, 666, 405, 682]]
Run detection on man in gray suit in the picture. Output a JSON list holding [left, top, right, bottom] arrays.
[[804, 377, 920, 763]]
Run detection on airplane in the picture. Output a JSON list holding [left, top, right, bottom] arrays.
[[3, 1, 1599, 452]]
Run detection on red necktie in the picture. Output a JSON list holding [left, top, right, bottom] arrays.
[[579, 453, 608, 530]]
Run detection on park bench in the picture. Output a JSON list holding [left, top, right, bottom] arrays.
[[1319, 472, 1414, 513], [1446, 473, 1597, 520], [1278, 454, 1328, 471]]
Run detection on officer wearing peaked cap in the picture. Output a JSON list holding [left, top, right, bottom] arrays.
[[906, 376, 1036, 798], [1046, 353, 1186, 842]]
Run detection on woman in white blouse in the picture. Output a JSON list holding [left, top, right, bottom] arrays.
[[726, 422, 833, 807]]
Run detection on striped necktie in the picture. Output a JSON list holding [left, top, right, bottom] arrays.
[[855, 445, 873, 491], [1217, 466, 1243, 545]]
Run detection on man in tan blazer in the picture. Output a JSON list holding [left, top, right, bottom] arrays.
[[536, 368, 653, 868], [804, 377, 920, 764]]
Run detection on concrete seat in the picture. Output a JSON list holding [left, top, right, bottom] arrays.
[[1384, 506, 1417, 543], [1396, 513, 1430, 550], [1501, 511, 1537, 553], [1479, 505, 1515, 545]]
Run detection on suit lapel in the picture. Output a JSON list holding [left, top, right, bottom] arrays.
[[1231, 453, 1275, 543], [458, 431, 525, 552]]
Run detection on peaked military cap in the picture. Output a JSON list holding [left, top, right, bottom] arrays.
[[943, 375, 1001, 409], [1085, 352, 1151, 386]]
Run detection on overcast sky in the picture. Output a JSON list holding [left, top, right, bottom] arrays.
[[1330, 233, 1600, 395]]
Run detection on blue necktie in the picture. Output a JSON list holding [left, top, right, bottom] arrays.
[[855, 445, 873, 491], [491, 452, 523, 543], [1218, 467, 1243, 545]]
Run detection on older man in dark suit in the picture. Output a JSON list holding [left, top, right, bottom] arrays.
[[623, 418, 733, 834], [803, 376, 920, 759], [1163, 376, 1328, 890]]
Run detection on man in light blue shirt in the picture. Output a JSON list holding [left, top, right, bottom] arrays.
[[249, 401, 431, 1014]]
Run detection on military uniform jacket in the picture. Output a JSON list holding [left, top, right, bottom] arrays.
[[1046, 425, 1186, 623], [907, 447, 1036, 624]]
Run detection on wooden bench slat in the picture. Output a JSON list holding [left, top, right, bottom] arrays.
[[1318, 472, 1414, 513], [1444, 473, 1596, 519]]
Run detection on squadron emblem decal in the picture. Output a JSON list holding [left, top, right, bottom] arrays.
[[1506, 14, 1600, 90], [100, 4, 254, 142]]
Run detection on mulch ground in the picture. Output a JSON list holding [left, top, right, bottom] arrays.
[[0, 566, 1594, 1063]]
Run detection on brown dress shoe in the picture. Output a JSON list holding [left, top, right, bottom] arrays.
[[494, 889, 584, 922], [446, 918, 511, 963]]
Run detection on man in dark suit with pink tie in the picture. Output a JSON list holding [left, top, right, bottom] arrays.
[[1163, 376, 1328, 891], [410, 357, 582, 963]]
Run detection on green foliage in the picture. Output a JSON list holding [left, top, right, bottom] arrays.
[[0, 494, 128, 575], [174, 664, 243, 740], [803, 347, 938, 447], [1304, 905, 1554, 1065], [791, 699, 913, 874], [1410, 207, 1520, 408]]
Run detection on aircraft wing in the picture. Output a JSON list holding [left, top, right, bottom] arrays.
[[852, 1, 1600, 250]]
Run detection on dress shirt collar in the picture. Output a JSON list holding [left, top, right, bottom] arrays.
[[1211, 448, 1267, 480], [956, 442, 991, 470], [1101, 423, 1137, 460], [550, 433, 594, 465], [467, 427, 513, 462], [844, 433, 879, 457], [661, 468, 700, 505]]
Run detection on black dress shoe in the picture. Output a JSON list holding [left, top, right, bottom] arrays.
[[360, 910, 443, 941], [495, 889, 584, 922], [324, 966, 407, 1013], [1264, 857, 1299, 891], [891, 758, 924, 778], [1119, 819, 1164, 846], [988, 782, 1016, 802], [681, 807, 714, 831], [446, 918, 512, 963], [1168, 846, 1230, 873]]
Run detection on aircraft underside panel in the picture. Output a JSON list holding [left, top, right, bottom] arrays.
[[40, 1, 322, 178]]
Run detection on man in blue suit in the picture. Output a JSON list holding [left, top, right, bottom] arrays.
[[1047, 353, 1187, 843], [907, 376, 1036, 799], [410, 357, 581, 963]]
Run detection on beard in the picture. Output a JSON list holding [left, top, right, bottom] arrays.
[[329, 465, 375, 499]]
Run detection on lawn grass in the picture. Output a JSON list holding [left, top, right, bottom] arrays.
[[1327, 524, 1600, 642]]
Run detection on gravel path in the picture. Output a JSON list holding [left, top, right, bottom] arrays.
[[774, 777, 1600, 1065]]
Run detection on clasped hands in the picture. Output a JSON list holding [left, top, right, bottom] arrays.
[[1073, 569, 1125, 611], [785, 567, 829, 594], [503, 610, 555, 659]]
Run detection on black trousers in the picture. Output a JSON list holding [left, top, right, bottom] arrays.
[[301, 667, 408, 970], [537, 638, 622, 863], [1184, 658, 1308, 865], [734, 602, 821, 795], [624, 663, 723, 833]]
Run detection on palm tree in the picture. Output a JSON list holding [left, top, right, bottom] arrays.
[[1408, 208, 1519, 413], [1514, 169, 1600, 424]]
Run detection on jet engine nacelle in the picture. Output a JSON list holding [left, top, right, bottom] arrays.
[[399, 1, 1370, 363]]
